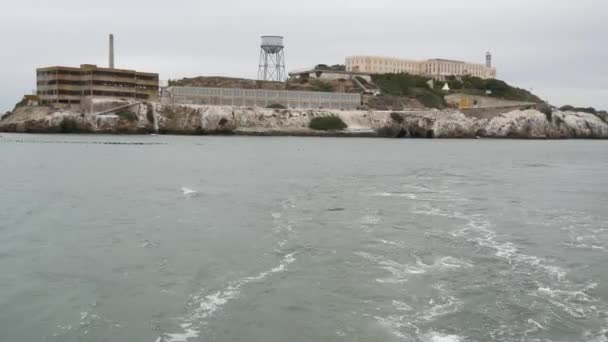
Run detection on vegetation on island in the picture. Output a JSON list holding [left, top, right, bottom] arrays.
[[116, 110, 138, 122], [559, 105, 608, 123], [371, 73, 447, 109], [309, 80, 334, 92], [559, 105, 607, 116], [444, 76, 542, 103], [390, 112, 404, 123], [371, 73, 544, 109], [266, 103, 287, 109], [314, 64, 346, 71], [146, 104, 155, 123], [309, 116, 347, 131], [59, 117, 80, 133]]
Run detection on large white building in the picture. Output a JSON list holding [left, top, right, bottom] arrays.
[[345, 53, 496, 79]]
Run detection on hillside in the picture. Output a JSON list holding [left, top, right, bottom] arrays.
[[371, 73, 543, 109]]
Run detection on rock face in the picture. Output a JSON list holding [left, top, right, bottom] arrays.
[[1, 101, 607, 139]]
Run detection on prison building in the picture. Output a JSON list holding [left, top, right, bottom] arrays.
[[163, 87, 361, 110], [346, 54, 497, 80], [36, 64, 159, 105]]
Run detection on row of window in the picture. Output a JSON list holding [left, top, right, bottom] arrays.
[[174, 97, 358, 110], [172, 88, 360, 101], [38, 89, 154, 98], [37, 80, 159, 89], [37, 70, 158, 81]]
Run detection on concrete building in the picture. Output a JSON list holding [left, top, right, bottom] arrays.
[[36, 64, 159, 105], [345, 54, 496, 79], [163, 86, 361, 110], [288, 69, 372, 83]]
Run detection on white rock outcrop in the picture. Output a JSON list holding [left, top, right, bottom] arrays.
[[2, 102, 607, 139]]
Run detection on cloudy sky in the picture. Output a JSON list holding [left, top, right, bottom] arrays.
[[1, 0, 606, 112]]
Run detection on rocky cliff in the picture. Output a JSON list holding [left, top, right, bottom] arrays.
[[1, 101, 607, 139]]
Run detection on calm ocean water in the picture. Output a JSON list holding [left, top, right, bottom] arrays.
[[0, 134, 607, 342]]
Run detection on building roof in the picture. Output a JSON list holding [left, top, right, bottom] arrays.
[[427, 59, 466, 64], [36, 64, 158, 77], [288, 69, 372, 76]]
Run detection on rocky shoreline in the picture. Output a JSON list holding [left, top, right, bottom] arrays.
[[1, 101, 607, 139]]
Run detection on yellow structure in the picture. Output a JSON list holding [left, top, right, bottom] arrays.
[[345, 54, 496, 80]]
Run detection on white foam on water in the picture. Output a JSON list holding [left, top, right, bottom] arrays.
[[392, 300, 414, 312], [421, 332, 463, 342], [271, 212, 282, 219], [140, 240, 159, 248], [374, 192, 418, 199], [533, 287, 597, 319], [164, 252, 297, 342], [533, 284, 601, 319], [164, 327, 199, 342], [374, 315, 417, 340], [421, 295, 462, 321], [527, 318, 545, 330], [435, 256, 474, 269], [361, 213, 381, 225], [356, 251, 426, 283], [537, 287, 595, 303], [437, 208, 570, 281], [377, 239, 405, 248], [415, 256, 474, 270], [584, 326, 608, 342], [180, 187, 197, 195]]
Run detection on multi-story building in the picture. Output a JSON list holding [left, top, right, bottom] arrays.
[[345, 53, 496, 79], [36, 64, 159, 105]]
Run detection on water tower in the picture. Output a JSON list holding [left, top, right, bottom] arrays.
[[258, 35, 286, 82]]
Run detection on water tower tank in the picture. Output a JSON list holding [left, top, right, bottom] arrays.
[[261, 36, 284, 54]]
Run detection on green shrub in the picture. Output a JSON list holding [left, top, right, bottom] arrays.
[[559, 105, 597, 114], [309, 116, 347, 131], [461, 76, 542, 103], [1, 111, 13, 121], [447, 79, 463, 90], [310, 81, 334, 92], [390, 112, 404, 123], [266, 103, 287, 109], [413, 92, 444, 108], [146, 105, 154, 123], [371, 73, 447, 109], [537, 102, 553, 121], [372, 73, 430, 96], [116, 110, 138, 122], [60, 117, 80, 133]]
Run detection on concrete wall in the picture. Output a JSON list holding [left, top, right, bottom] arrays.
[[164, 86, 361, 110], [445, 94, 536, 110]]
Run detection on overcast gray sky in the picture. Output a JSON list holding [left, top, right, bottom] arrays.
[[1, 0, 607, 112]]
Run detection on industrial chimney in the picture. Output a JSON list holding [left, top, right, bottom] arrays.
[[109, 34, 115, 69]]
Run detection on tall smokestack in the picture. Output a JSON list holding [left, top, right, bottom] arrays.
[[109, 34, 115, 69]]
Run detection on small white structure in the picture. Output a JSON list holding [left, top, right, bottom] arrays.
[[442, 83, 450, 91], [289, 69, 372, 83]]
